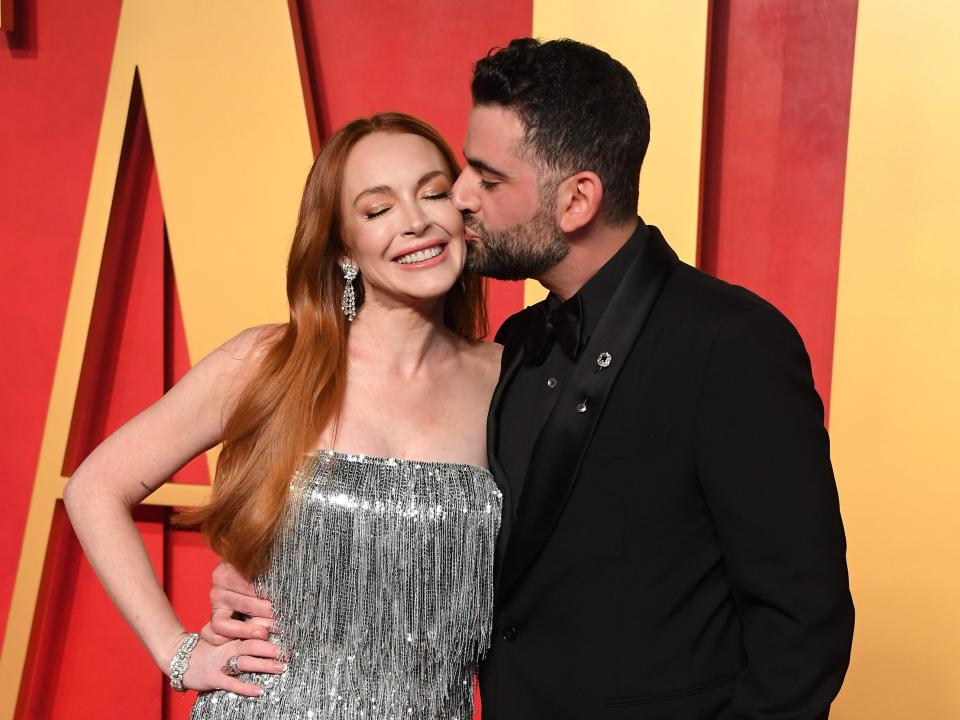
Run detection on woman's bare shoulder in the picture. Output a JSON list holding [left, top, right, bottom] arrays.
[[475, 338, 504, 362], [181, 323, 283, 426], [462, 339, 503, 383], [198, 324, 285, 398], [215, 323, 285, 362]]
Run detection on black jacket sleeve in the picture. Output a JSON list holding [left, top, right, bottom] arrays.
[[695, 303, 854, 719]]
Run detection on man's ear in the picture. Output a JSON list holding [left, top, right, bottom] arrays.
[[556, 171, 603, 233]]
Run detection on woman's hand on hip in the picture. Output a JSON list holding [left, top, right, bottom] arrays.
[[201, 561, 276, 646], [180, 637, 287, 697]]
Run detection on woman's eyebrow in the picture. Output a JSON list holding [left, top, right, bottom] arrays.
[[353, 185, 392, 206], [353, 170, 449, 206], [417, 170, 447, 186]]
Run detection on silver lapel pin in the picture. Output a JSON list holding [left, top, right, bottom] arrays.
[[597, 352, 612, 369]]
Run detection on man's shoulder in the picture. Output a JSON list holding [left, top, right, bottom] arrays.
[[493, 301, 547, 346], [491, 263, 798, 347], [668, 262, 788, 323]]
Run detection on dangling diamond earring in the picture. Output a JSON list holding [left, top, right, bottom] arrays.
[[340, 261, 358, 322]]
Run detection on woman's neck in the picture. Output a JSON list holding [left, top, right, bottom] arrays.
[[345, 295, 455, 378]]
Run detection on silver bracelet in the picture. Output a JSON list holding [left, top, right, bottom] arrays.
[[169, 632, 200, 693]]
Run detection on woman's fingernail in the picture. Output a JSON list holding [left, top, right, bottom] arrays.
[[274, 662, 287, 672]]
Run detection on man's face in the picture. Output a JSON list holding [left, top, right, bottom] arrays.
[[451, 105, 568, 281]]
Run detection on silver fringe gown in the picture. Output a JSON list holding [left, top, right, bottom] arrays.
[[191, 450, 502, 720]]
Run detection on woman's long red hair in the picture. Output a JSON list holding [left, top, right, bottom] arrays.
[[177, 113, 487, 579]]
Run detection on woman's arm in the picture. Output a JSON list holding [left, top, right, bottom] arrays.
[[63, 326, 286, 696]]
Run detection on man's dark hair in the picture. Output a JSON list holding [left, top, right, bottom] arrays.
[[472, 37, 650, 225]]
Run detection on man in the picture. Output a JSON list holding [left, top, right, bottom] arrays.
[[205, 38, 854, 718]]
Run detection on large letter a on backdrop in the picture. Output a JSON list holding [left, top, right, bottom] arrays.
[[0, 2, 313, 716]]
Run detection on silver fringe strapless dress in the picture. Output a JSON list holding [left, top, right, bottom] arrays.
[[191, 450, 502, 720]]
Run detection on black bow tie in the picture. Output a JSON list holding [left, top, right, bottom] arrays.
[[522, 293, 584, 366]]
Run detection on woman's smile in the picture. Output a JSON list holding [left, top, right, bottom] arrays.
[[394, 241, 449, 268]]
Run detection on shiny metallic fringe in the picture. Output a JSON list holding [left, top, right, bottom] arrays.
[[191, 450, 502, 720]]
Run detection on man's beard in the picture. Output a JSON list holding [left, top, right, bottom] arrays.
[[464, 202, 569, 281]]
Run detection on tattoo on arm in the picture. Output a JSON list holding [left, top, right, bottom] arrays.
[[140, 481, 154, 493]]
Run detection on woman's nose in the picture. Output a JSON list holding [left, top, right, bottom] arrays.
[[407, 217, 427, 235], [402, 202, 429, 235]]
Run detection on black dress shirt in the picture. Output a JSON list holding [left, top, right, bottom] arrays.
[[496, 224, 645, 515]]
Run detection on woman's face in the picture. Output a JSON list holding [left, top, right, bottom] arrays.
[[339, 132, 465, 310]]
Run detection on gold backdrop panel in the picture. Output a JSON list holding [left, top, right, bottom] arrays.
[[829, 2, 960, 717]]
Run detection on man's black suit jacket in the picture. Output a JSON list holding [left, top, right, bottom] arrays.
[[478, 224, 854, 719]]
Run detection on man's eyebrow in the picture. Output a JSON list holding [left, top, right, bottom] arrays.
[[463, 155, 510, 180], [352, 170, 449, 206]]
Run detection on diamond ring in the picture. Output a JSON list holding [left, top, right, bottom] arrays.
[[221, 655, 241, 676]]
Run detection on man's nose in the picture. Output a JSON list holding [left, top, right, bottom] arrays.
[[451, 172, 480, 214]]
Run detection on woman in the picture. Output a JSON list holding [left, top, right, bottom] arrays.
[[64, 113, 503, 718]]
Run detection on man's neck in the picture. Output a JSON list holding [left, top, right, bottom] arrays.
[[538, 217, 639, 301]]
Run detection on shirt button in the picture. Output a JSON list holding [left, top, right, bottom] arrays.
[[546, 377, 558, 389], [502, 625, 519, 642]]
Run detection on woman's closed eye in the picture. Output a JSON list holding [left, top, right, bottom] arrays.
[[363, 187, 450, 219], [423, 190, 451, 201], [363, 205, 391, 220]]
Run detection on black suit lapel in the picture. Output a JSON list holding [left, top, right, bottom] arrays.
[[487, 304, 543, 582], [496, 226, 680, 603]]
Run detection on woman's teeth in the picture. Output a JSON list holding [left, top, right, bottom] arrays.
[[396, 245, 443, 264]]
